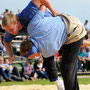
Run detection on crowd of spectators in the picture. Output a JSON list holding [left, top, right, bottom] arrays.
[[0, 56, 48, 83]]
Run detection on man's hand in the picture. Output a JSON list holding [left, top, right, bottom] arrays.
[[39, 5, 47, 13], [51, 9, 60, 17], [8, 55, 15, 64]]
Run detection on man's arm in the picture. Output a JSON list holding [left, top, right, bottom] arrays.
[[3, 32, 16, 63], [83, 40, 90, 46], [4, 42, 13, 57], [32, 0, 60, 16], [4, 42, 15, 63]]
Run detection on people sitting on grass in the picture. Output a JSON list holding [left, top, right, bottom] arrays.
[[0, 57, 23, 82], [0, 57, 12, 82], [3, 58, 23, 81], [77, 47, 87, 72], [21, 59, 35, 80], [34, 57, 48, 79]]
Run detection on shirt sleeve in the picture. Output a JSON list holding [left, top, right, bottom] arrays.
[[17, 1, 52, 28], [17, 1, 39, 28], [4, 32, 16, 43]]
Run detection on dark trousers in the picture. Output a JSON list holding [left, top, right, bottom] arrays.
[[0, 68, 10, 81], [43, 56, 58, 81], [11, 66, 22, 81], [43, 37, 83, 90]]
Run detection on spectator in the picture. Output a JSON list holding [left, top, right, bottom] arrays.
[[21, 59, 35, 80], [0, 57, 12, 82], [77, 47, 87, 71], [84, 20, 90, 32], [10, 11, 13, 14], [3, 58, 22, 81], [34, 57, 48, 79], [11, 66, 22, 81], [17, 10, 21, 14]]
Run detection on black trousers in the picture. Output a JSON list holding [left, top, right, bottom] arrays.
[[43, 37, 84, 90]]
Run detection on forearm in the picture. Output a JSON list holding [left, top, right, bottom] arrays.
[[83, 40, 90, 46], [4, 42, 14, 57], [32, 0, 41, 8], [40, 0, 55, 12], [32, 0, 60, 16], [32, 0, 54, 12]]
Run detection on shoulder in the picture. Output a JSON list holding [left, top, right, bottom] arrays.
[[4, 32, 16, 42]]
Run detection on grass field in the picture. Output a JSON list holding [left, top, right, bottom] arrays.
[[0, 76, 90, 86]]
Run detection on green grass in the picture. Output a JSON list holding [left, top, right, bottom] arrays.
[[78, 78, 90, 85], [0, 79, 54, 86], [0, 77, 90, 86]]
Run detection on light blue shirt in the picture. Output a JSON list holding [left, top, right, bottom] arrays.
[[27, 10, 67, 58]]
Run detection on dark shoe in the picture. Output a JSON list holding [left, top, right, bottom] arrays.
[[6, 78, 13, 82]]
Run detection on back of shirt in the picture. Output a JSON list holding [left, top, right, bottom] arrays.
[[27, 11, 67, 58]]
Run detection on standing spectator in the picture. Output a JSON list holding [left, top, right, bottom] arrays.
[[0, 37, 6, 52], [10, 11, 14, 14], [54, 51, 62, 72], [2, 9, 9, 15], [17, 10, 21, 14], [3, 58, 12, 78], [84, 20, 90, 32], [85, 47, 90, 71]]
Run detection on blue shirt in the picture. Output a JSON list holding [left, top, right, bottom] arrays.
[[79, 51, 86, 58], [4, 0, 52, 43], [27, 11, 67, 58]]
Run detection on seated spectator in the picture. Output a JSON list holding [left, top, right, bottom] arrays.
[[21, 59, 35, 80], [11, 66, 22, 81], [86, 46, 90, 61], [85, 47, 90, 71], [77, 47, 87, 71], [0, 57, 12, 82], [0, 37, 6, 52], [17, 10, 21, 14], [3, 58, 12, 78], [3, 58, 22, 81], [34, 57, 48, 79], [54, 51, 62, 72]]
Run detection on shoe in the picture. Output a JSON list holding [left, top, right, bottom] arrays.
[[21, 77, 26, 81], [6, 78, 13, 82], [55, 77, 65, 90]]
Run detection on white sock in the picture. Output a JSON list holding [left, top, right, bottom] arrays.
[[54, 77, 65, 90]]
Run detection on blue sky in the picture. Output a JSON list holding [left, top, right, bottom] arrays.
[[0, 0, 90, 26]]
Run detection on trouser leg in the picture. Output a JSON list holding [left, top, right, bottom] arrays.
[[60, 38, 84, 90], [0, 68, 8, 80], [43, 56, 58, 82], [12, 66, 21, 77], [5, 70, 11, 78], [11, 66, 21, 81]]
